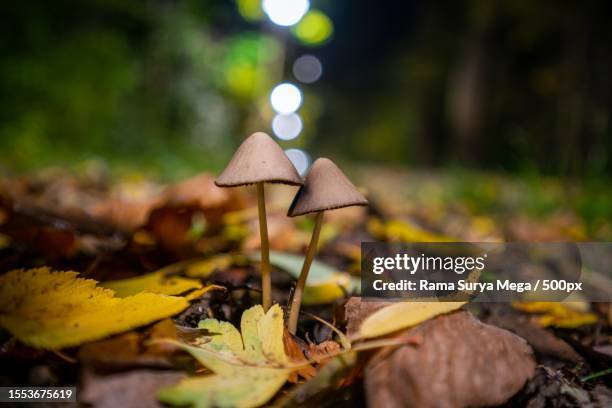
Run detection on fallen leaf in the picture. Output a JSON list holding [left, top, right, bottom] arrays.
[[344, 297, 392, 338], [89, 195, 161, 233], [101, 271, 203, 297], [145, 206, 202, 257], [184, 254, 246, 278], [157, 305, 294, 408], [78, 319, 178, 371], [367, 218, 454, 242], [0, 268, 190, 349], [80, 369, 185, 408], [512, 301, 599, 328], [143, 173, 241, 256], [365, 311, 535, 408], [283, 330, 316, 382], [484, 308, 582, 363], [161, 173, 231, 211], [354, 300, 466, 340], [306, 340, 342, 366], [274, 352, 358, 407]]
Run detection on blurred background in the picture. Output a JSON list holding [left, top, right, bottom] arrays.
[[1, 0, 611, 235]]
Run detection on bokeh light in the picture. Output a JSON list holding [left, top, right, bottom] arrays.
[[272, 113, 303, 140], [285, 148, 311, 175], [293, 10, 333, 45], [262, 0, 310, 27], [237, 0, 264, 21], [293, 55, 323, 83], [270, 83, 302, 114]]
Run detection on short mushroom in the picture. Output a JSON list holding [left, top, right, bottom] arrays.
[[287, 157, 367, 333], [216, 132, 302, 310]]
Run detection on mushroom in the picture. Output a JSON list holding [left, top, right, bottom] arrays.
[[215, 132, 302, 310], [286, 158, 367, 333]]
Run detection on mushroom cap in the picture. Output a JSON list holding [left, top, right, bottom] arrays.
[[288, 158, 368, 217], [215, 132, 303, 187]]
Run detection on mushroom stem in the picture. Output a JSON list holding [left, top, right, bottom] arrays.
[[256, 182, 271, 311], [288, 210, 324, 334]]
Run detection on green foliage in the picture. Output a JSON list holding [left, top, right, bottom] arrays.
[[0, 0, 280, 179]]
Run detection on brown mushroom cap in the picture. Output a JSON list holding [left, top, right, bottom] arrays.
[[215, 132, 303, 187], [287, 158, 368, 217]]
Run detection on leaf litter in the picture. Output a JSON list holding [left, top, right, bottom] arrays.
[[0, 168, 610, 407]]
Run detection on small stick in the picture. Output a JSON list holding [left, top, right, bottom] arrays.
[[288, 211, 324, 334], [257, 182, 271, 311], [53, 350, 77, 364]]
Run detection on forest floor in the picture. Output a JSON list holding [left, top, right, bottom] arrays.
[[0, 166, 610, 407]]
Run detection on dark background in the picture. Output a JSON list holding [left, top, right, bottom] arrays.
[[1, 0, 611, 180]]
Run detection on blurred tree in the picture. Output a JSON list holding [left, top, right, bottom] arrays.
[[315, 0, 611, 178], [0, 0, 279, 178]]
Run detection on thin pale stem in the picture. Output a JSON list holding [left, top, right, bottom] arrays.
[[288, 211, 324, 334], [257, 182, 271, 311]]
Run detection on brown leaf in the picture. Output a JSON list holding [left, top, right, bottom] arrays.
[[80, 369, 185, 408], [344, 297, 392, 338], [90, 196, 160, 233], [142, 173, 244, 256], [283, 329, 316, 382], [365, 311, 536, 408], [274, 352, 359, 407], [161, 173, 232, 210], [306, 340, 342, 366], [483, 308, 583, 363], [78, 319, 178, 371]]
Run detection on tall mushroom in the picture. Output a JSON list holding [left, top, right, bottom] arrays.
[[215, 132, 302, 311], [287, 158, 367, 333]]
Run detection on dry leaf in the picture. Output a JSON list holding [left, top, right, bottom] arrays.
[[157, 305, 295, 408], [274, 352, 358, 407], [483, 307, 582, 363], [283, 330, 316, 382], [184, 254, 245, 278], [161, 173, 231, 210], [0, 268, 190, 349], [78, 319, 178, 370], [355, 301, 466, 340], [365, 311, 536, 408], [512, 301, 599, 328], [89, 196, 161, 233], [81, 369, 185, 408], [344, 297, 392, 337], [101, 271, 203, 297], [306, 340, 342, 363]]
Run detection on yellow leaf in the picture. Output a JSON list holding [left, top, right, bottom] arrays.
[[0, 268, 190, 350], [158, 305, 292, 408], [184, 285, 225, 301], [367, 218, 455, 242], [356, 301, 466, 340], [102, 271, 202, 297], [302, 274, 354, 305], [512, 301, 598, 328], [184, 254, 245, 278]]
